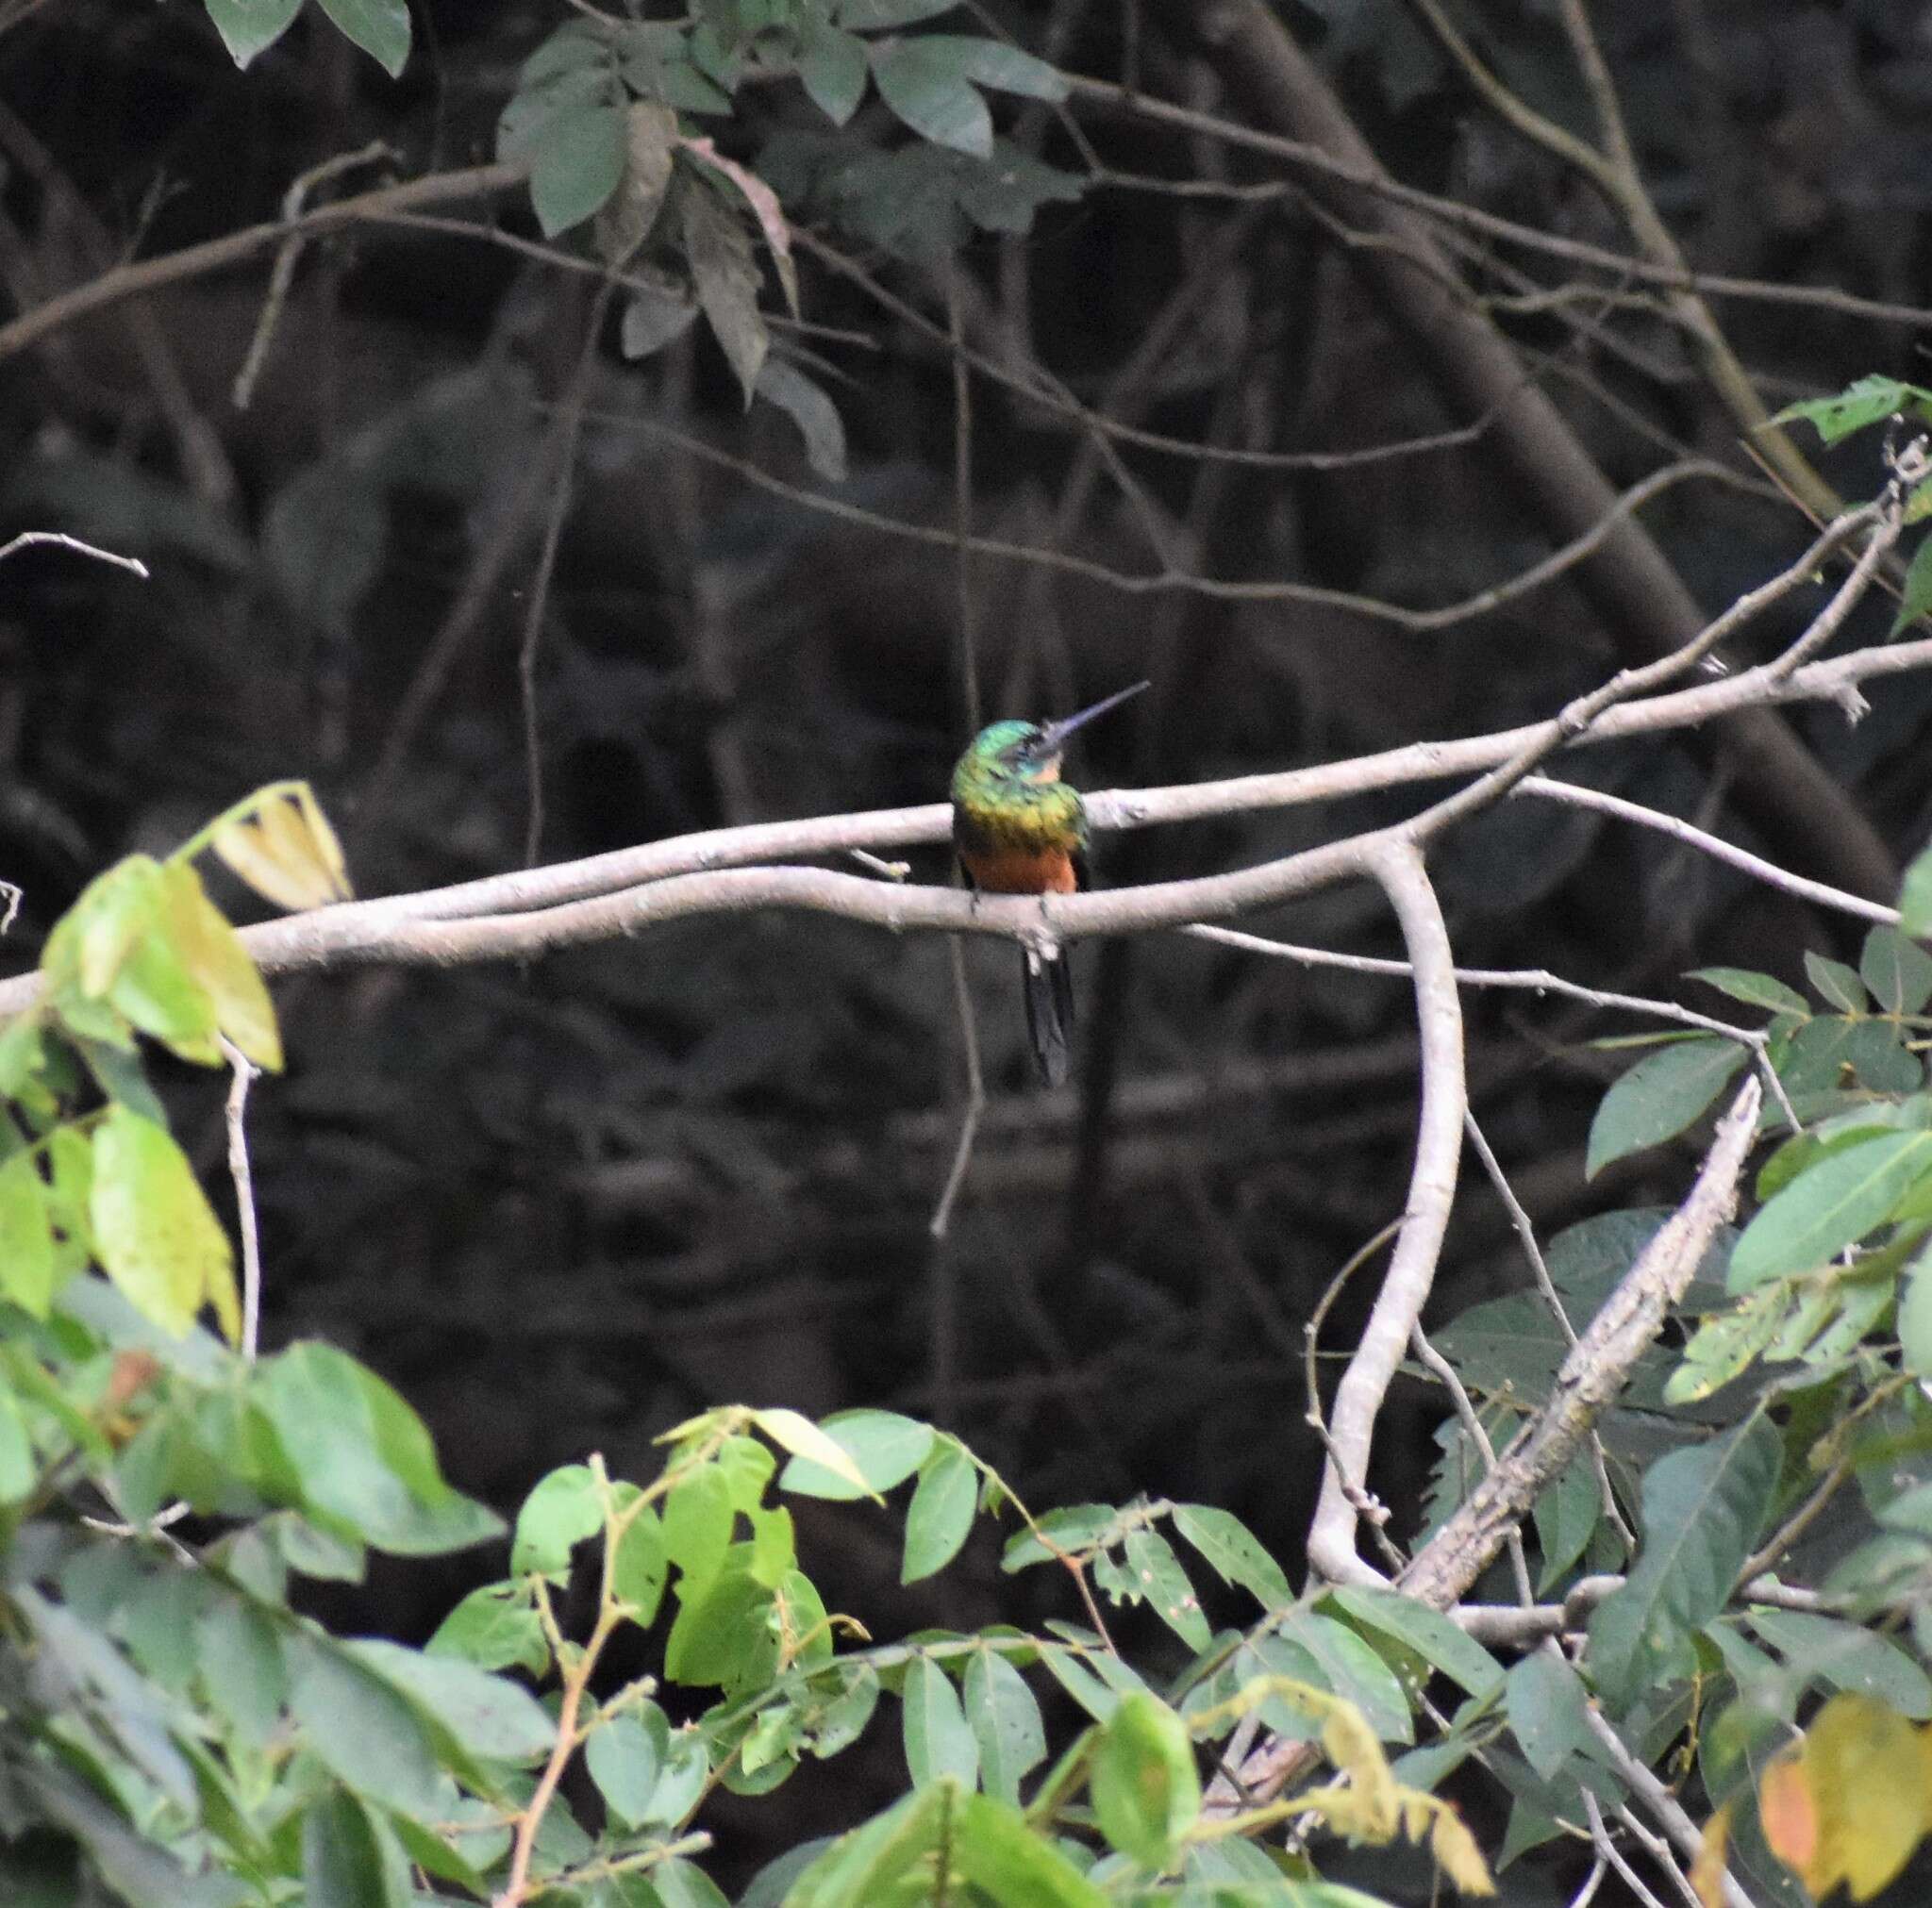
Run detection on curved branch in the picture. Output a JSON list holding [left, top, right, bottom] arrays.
[[1305, 842, 1466, 1587]]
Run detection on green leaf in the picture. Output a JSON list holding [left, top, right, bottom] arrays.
[[1505, 1651, 1595, 1783], [798, 16, 869, 122], [198, 1599, 287, 1750], [611, 1490, 669, 1623], [756, 357, 849, 485], [870, 37, 992, 157], [1772, 375, 1923, 444], [1861, 925, 1932, 1016], [429, 1583, 546, 1676], [1270, 1612, 1413, 1744], [1118, 1525, 1210, 1651], [1902, 1241, 1932, 1378], [665, 1557, 773, 1689], [785, 1784, 952, 1908], [775, 1407, 928, 1499], [91, 1103, 236, 1341], [963, 1648, 1045, 1803], [1746, 1607, 1932, 1718], [0, 1150, 56, 1318], [512, 1462, 604, 1579], [303, 1788, 408, 1908], [586, 1707, 667, 1827], [1172, 1502, 1293, 1613], [650, 1855, 732, 1908], [1587, 1038, 1747, 1178], [839, 0, 963, 25], [685, 179, 769, 405], [664, 1462, 735, 1601], [1587, 1417, 1782, 1714], [1901, 848, 1932, 938], [1729, 1131, 1932, 1289], [536, 102, 628, 239], [1091, 1691, 1200, 1871], [1805, 951, 1869, 1013], [1001, 1502, 1124, 1571], [954, 1789, 1108, 1905], [921, 34, 1065, 99], [760, 1406, 885, 1499], [902, 1435, 978, 1583], [1533, 1452, 1605, 1592], [1667, 1285, 1789, 1403], [0, 1384, 34, 1502], [287, 1636, 446, 1818], [619, 22, 734, 112], [1326, 1585, 1505, 1701], [1894, 536, 1932, 635], [349, 1638, 557, 1763], [902, 1655, 978, 1789], [255, 1341, 501, 1555], [1690, 968, 1809, 1017], [313, 0, 410, 76], [200, 0, 303, 68]]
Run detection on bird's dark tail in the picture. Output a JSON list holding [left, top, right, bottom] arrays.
[[1022, 947, 1074, 1087]]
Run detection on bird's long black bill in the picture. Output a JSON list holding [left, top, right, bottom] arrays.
[[1037, 679, 1151, 755], [1022, 947, 1075, 1088]]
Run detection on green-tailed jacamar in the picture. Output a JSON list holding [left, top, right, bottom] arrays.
[[950, 681, 1150, 1087]]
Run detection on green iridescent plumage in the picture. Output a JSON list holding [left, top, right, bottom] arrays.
[[949, 720, 1090, 863], [946, 684, 1151, 1087]]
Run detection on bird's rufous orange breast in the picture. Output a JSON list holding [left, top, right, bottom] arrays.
[[960, 844, 1080, 894]]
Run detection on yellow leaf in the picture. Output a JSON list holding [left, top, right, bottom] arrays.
[[1320, 1700, 1398, 1838], [1427, 1799, 1496, 1898], [90, 1105, 236, 1343], [1760, 1745, 1817, 1887], [158, 864, 281, 1070], [1760, 1694, 1930, 1902], [211, 784, 351, 913], [753, 1407, 881, 1502], [1690, 1801, 1733, 1908]]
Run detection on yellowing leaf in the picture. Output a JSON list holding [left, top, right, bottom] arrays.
[[108, 922, 220, 1065], [91, 1105, 237, 1342], [0, 1151, 56, 1318], [209, 784, 351, 912], [1321, 1701, 1398, 1837], [677, 135, 797, 313], [1428, 1800, 1496, 1898], [754, 1408, 880, 1502], [1691, 1803, 1733, 1908], [159, 863, 281, 1070], [1759, 1694, 1930, 1901], [595, 100, 677, 266]]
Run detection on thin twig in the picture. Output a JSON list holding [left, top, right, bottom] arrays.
[[219, 1036, 264, 1364], [1464, 1112, 1635, 1550], [0, 530, 148, 577], [930, 939, 986, 1243]]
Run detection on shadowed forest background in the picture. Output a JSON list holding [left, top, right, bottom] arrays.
[[7, 0, 1932, 1893]]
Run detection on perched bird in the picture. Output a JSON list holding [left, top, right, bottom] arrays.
[[950, 681, 1150, 1087]]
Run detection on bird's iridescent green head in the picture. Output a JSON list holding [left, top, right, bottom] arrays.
[[957, 719, 1058, 788], [949, 682, 1152, 797]]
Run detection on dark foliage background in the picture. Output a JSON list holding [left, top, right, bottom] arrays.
[[5, 0, 1932, 1886]]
